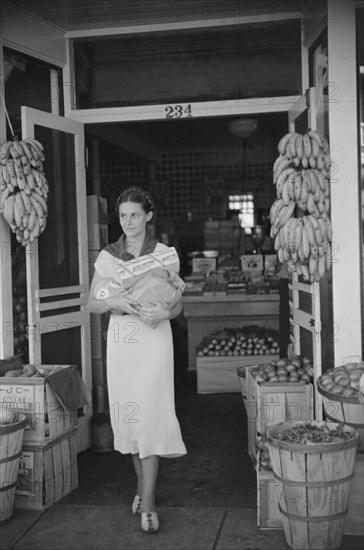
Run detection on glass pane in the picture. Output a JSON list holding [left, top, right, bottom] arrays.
[[4, 47, 63, 139], [298, 290, 312, 314], [300, 326, 313, 359], [34, 125, 80, 289], [41, 327, 82, 375], [74, 21, 302, 108]]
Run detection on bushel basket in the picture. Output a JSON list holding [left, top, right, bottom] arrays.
[[266, 421, 359, 550]]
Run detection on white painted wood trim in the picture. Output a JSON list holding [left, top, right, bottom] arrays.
[[65, 12, 303, 39], [38, 298, 87, 312], [0, 35, 14, 359], [63, 38, 76, 117], [327, 0, 362, 364], [67, 97, 292, 124], [37, 285, 87, 298], [39, 313, 88, 334]]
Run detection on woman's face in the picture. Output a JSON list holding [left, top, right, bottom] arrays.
[[118, 201, 152, 241]]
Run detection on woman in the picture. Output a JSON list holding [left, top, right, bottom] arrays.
[[86, 186, 187, 533]]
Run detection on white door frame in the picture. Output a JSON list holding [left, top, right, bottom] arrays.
[[21, 106, 92, 451]]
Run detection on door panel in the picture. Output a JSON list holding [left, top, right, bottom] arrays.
[[21, 107, 91, 451]]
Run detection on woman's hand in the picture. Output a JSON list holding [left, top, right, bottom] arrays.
[[138, 303, 170, 326], [106, 294, 140, 315]]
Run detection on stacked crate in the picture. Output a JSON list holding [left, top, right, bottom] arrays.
[[87, 195, 109, 413], [0, 365, 80, 510], [245, 365, 314, 529]]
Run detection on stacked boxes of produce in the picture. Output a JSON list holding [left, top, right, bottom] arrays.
[[0, 362, 89, 510], [317, 360, 364, 536], [196, 326, 280, 394], [246, 356, 314, 529], [246, 356, 314, 463]]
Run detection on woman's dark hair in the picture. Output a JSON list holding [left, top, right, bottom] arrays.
[[115, 186, 154, 214]]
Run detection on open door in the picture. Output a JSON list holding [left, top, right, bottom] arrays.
[[21, 107, 91, 451], [287, 88, 324, 420]]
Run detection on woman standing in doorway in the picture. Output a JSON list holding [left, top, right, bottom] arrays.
[[86, 186, 187, 533]]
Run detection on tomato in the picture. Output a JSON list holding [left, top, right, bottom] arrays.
[[286, 364, 296, 373], [291, 357, 302, 368], [276, 358, 288, 367]]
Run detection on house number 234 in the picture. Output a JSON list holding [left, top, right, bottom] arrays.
[[165, 104, 193, 118]]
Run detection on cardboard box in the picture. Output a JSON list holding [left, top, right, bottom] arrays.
[[87, 195, 109, 224], [15, 427, 79, 511], [113, 247, 180, 286], [240, 254, 263, 275], [246, 367, 313, 463], [0, 365, 89, 444], [196, 355, 279, 394], [192, 257, 216, 274]]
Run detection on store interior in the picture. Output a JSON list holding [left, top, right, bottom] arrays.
[[85, 112, 288, 275]]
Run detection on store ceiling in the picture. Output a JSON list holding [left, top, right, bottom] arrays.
[[87, 112, 288, 161], [4, 0, 310, 31]]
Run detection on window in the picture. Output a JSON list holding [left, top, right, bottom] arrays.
[[228, 194, 255, 231]]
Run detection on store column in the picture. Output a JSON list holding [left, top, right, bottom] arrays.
[[328, 0, 362, 363]]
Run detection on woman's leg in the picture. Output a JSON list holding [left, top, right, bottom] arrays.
[[141, 455, 160, 512], [131, 453, 143, 495]]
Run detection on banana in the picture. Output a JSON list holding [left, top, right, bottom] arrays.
[[277, 247, 284, 263], [3, 195, 15, 224], [317, 217, 328, 242], [14, 192, 25, 218], [287, 218, 297, 252], [308, 129, 326, 149], [26, 172, 36, 190], [318, 254, 326, 279], [32, 190, 47, 213], [25, 141, 39, 162], [323, 178, 330, 199], [303, 134, 312, 158], [301, 223, 311, 259], [288, 133, 299, 157], [323, 153, 331, 171], [293, 172, 302, 202], [21, 213, 29, 230], [9, 144, 20, 160], [326, 217, 333, 241], [317, 151, 325, 170], [313, 183, 322, 203], [24, 137, 44, 152], [29, 216, 41, 242], [309, 254, 317, 278], [20, 190, 32, 215], [19, 140, 34, 162], [0, 187, 10, 211], [301, 263, 310, 281], [310, 137, 320, 159], [308, 156, 316, 168], [307, 170, 317, 194], [0, 141, 12, 163], [325, 243, 332, 272], [307, 193, 316, 214], [301, 155, 309, 169], [270, 198, 285, 224], [12, 140, 24, 157], [294, 217, 303, 249], [6, 160, 15, 177], [29, 196, 46, 226], [8, 177, 16, 192], [13, 197, 22, 228], [273, 155, 285, 182], [287, 172, 296, 200], [308, 214, 323, 245], [276, 162, 294, 184], [276, 167, 295, 195], [282, 179, 291, 205], [278, 133, 294, 155], [295, 134, 304, 160], [27, 207, 37, 231], [275, 201, 295, 230], [1, 165, 10, 185], [303, 216, 316, 247], [283, 246, 291, 262], [285, 142, 293, 160]]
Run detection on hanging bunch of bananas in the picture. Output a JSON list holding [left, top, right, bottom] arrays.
[[270, 130, 333, 283], [0, 138, 48, 246]]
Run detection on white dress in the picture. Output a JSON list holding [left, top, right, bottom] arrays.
[[94, 242, 187, 459]]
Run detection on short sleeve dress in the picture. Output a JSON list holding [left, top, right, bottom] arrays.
[[94, 241, 187, 459]]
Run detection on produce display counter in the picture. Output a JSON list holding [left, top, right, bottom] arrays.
[[183, 294, 280, 371]]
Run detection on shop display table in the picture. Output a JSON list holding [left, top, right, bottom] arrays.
[[183, 294, 280, 371]]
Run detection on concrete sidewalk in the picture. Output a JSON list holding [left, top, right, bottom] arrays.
[[1, 504, 363, 550]]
